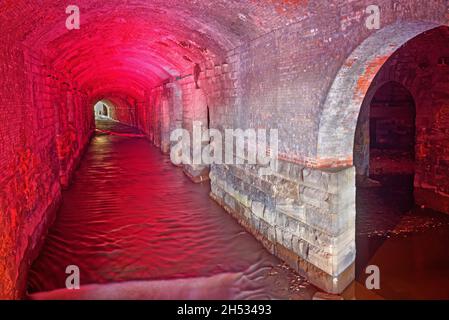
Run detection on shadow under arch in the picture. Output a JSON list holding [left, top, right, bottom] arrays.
[[354, 80, 416, 179], [316, 21, 446, 164], [311, 22, 449, 297], [315, 21, 449, 299]]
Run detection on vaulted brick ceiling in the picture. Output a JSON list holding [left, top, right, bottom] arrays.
[[1, 0, 307, 103]]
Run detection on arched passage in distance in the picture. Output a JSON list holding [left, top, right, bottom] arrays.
[[94, 100, 113, 120]]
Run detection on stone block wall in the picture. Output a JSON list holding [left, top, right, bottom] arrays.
[[209, 161, 356, 293], [137, 61, 236, 182], [177, 76, 210, 182], [137, 85, 171, 152], [2, 0, 449, 300], [136, 10, 448, 293], [53, 78, 94, 188]]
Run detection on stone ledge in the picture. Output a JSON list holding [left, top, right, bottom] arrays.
[[212, 174, 354, 248], [209, 189, 355, 294]]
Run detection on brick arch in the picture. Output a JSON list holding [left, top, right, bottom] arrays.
[[93, 100, 110, 118], [316, 21, 444, 166]]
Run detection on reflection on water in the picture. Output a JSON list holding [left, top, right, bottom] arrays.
[[353, 175, 449, 299], [27, 120, 315, 300], [27, 120, 449, 300]]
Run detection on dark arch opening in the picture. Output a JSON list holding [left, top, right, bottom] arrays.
[[351, 26, 449, 300], [354, 81, 416, 191], [369, 81, 416, 180], [353, 81, 421, 299], [354, 81, 417, 237]]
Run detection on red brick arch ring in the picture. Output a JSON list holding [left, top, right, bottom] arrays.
[[316, 21, 446, 166]]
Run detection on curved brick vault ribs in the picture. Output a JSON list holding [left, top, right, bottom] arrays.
[[1, 0, 309, 105], [1, 0, 449, 299]]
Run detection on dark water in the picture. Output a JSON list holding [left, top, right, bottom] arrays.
[[353, 175, 449, 299], [27, 120, 315, 300], [27, 120, 449, 300]]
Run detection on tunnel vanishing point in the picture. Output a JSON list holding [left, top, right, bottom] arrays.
[[1, 0, 449, 299]]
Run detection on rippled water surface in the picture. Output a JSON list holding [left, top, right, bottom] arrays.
[[27, 120, 315, 300], [28, 120, 449, 300], [353, 175, 449, 299]]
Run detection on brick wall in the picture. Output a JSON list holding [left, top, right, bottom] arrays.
[[226, 0, 447, 162], [130, 6, 448, 293], [1, 0, 448, 298], [0, 43, 94, 299], [112, 101, 138, 127], [352, 27, 449, 212]]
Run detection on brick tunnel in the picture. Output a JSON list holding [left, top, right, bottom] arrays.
[[1, 1, 449, 300]]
